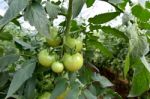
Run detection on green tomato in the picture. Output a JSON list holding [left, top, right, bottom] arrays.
[[51, 61, 64, 73], [47, 27, 61, 47], [65, 36, 83, 52], [63, 53, 83, 72], [38, 92, 51, 99], [47, 36, 61, 47], [38, 49, 55, 67]]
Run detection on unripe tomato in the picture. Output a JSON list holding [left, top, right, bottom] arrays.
[[51, 61, 64, 73], [38, 50, 55, 67], [47, 36, 61, 47], [38, 92, 51, 99], [46, 27, 61, 47], [65, 36, 83, 52], [63, 53, 83, 72]]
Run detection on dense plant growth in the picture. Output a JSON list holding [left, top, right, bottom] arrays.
[[0, 0, 150, 99]]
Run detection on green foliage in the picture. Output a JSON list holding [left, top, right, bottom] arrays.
[[46, 2, 61, 19], [132, 4, 150, 22], [0, 0, 29, 28], [72, 0, 85, 18], [24, 3, 50, 37], [0, 0, 150, 98], [86, 0, 95, 7], [89, 12, 121, 24], [6, 59, 36, 98]]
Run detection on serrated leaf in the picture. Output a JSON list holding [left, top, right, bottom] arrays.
[[0, 0, 29, 29], [92, 73, 113, 88], [132, 4, 150, 22], [89, 12, 120, 24], [72, 0, 85, 18], [0, 31, 13, 41], [46, 2, 60, 19], [86, 0, 95, 7], [101, 26, 128, 41], [83, 89, 97, 99], [129, 59, 150, 97], [65, 82, 80, 99], [0, 54, 19, 71], [124, 53, 130, 78], [87, 39, 113, 57], [50, 78, 67, 99], [24, 3, 50, 37], [6, 59, 36, 98]]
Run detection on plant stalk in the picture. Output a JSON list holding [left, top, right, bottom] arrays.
[[65, 0, 73, 35]]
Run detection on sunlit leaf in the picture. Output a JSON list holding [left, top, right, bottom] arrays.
[[132, 4, 150, 22]]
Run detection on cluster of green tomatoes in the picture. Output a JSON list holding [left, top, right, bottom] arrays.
[[38, 27, 83, 73]]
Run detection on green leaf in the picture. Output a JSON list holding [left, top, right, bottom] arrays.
[[0, 54, 19, 71], [0, 47, 4, 56], [124, 53, 130, 78], [24, 77, 36, 99], [140, 57, 150, 73], [0, 72, 9, 89], [86, 0, 95, 7], [118, 0, 129, 10], [65, 82, 80, 99], [132, 4, 150, 22], [50, 78, 67, 99], [14, 39, 34, 50], [108, 0, 122, 4], [89, 85, 97, 96], [145, 1, 150, 9], [92, 73, 113, 88], [129, 59, 150, 97], [6, 59, 36, 98], [72, 0, 85, 18], [79, 94, 86, 99], [89, 12, 120, 24], [46, 2, 60, 19], [83, 89, 97, 99], [0, 31, 13, 41], [87, 39, 113, 57], [24, 3, 50, 37], [101, 26, 128, 41], [129, 36, 149, 60], [138, 21, 150, 29], [0, 0, 29, 29]]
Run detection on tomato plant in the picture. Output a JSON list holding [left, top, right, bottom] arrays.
[[0, 0, 150, 99]]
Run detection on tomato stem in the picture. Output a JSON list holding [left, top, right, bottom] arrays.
[[65, 0, 73, 35]]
